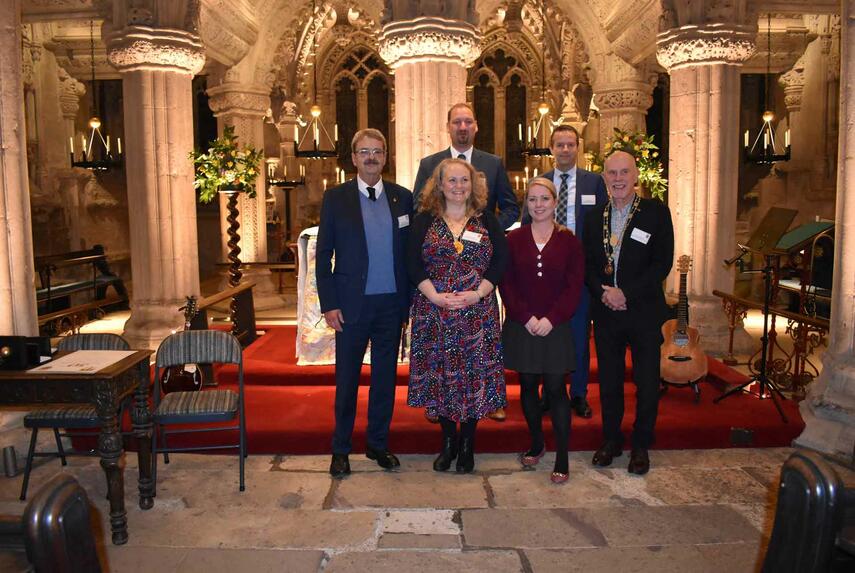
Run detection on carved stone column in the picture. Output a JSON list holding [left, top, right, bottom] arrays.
[[779, 56, 806, 159], [207, 81, 282, 309], [657, 24, 756, 354], [0, 0, 38, 336], [379, 17, 481, 190], [796, 0, 855, 460], [106, 26, 205, 349], [592, 82, 653, 144], [275, 101, 304, 239]]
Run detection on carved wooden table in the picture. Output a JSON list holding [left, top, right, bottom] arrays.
[[0, 350, 154, 545]]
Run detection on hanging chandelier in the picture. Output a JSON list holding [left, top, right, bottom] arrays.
[[744, 14, 790, 165], [521, 2, 561, 158], [265, 157, 305, 190], [70, 20, 122, 171], [294, 0, 339, 160]]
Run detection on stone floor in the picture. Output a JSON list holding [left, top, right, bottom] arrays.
[[0, 447, 803, 572]]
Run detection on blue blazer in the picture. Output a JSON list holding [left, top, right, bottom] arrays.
[[521, 167, 608, 239], [412, 148, 520, 230], [315, 179, 413, 323]]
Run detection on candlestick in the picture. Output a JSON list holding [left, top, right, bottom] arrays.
[[69, 137, 74, 153], [515, 175, 520, 191], [294, 125, 299, 142], [785, 129, 790, 148], [334, 124, 338, 142], [527, 126, 532, 144], [518, 123, 523, 141], [763, 132, 768, 150], [524, 166, 529, 180], [743, 130, 749, 148], [117, 137, 122, 155], [323, 178, 327, 190]]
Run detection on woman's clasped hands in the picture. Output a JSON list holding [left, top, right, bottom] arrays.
[[429, 290, 480, 310], [524, 316, 554, 336]]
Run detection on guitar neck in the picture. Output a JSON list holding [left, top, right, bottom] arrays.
[[677, 273, 688, 333]]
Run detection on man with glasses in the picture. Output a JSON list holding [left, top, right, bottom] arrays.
[[413, 103, 519, 230], [316, 128, 414, 478]]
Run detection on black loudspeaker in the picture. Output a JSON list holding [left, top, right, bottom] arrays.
[[0, 336, 51, 370]]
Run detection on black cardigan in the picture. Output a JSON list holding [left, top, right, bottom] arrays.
[[407, 210, 508, 287]]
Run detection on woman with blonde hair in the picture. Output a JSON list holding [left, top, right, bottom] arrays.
[[407, 158, 508, 473], [500, 177, 584, 484]]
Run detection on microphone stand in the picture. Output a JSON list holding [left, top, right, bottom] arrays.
[[715, 250, 788, 423]]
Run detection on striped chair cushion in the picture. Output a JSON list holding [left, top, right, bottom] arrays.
[[155, 390, 238, 424], [25, 406, 99, 429]]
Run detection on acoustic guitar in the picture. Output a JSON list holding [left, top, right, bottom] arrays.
[[660, 255, 708, 387], [160, 296, 204, 394]]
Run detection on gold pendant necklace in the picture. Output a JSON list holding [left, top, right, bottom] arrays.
[[445, 216, 468, 255]]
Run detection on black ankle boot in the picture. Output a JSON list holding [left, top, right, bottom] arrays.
[[433, 436, 458, 472], [456, 437, 475, 473]]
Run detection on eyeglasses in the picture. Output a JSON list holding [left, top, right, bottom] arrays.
[[355, 148, 385, 157]]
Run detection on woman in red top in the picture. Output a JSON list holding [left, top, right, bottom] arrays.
[[500, 177, 584, 483]]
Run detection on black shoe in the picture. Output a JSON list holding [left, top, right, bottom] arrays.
[[570, 396, 593, 418], [365, 446, 401, 471], [591, 441, 623, 467], [540, 394, 550, 413], [329, 453, 351, 478], [433, 436, 458, 472], [456, 437, 475, 473], [628, 448, 650, 475]]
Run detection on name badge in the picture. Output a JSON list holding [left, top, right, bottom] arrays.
[[462, 230, 483, 243], [630, 227, 651, 244], [397, 214, 410, 228], [581, 194, 597, 205]]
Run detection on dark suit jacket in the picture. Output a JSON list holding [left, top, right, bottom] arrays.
[[315, 179, 413, 323], [582, 197, 674, 327], [521, 168, 608, 239], [412, 148, 520, 230]]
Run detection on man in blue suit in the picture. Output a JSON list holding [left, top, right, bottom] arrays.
[[413, 103, 520, 230], [316, 128, 413, 478], [523, 125, 608, 418]]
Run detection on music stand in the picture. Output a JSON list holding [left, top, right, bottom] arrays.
[[715, 207, 798, 423]]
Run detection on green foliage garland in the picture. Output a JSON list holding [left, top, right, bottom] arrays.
[[586, 128, 668, 201], [190, 125, 264, 203]]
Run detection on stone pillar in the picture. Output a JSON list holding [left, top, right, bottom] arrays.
[[207, 81, 282, 310], [656, 24, 756, 354], [106, 26, 205, 349], [275, 101, 304, 238], [379, 17, 481, 190], [779, 56, 806, 158], [593, 74, 654, 146], [0, 0, 38, 336], [796, 0, 855, 460]]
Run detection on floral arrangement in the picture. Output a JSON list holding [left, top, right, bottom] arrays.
[[190, 125, 264, 203], [586, 128, 668, 201]]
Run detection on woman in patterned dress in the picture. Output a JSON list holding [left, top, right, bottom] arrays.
[[407, 158, 509, 473]]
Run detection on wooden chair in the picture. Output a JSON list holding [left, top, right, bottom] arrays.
[[762, 450, 851, 572], [19, 333, 131, 501], [0, 474, 101, 572], [152, 330, 246, 492]]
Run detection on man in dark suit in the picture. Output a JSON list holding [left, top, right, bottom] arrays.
[[522, 125, 608, 418], [413, 103, 520, 230], [582, 150, 674, 475], [316, 128, 413, 478]]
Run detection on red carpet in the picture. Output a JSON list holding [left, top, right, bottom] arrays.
[[167, 325, 803, 455]]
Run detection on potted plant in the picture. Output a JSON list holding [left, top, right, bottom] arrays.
[[190, 125, 264, 291], [586, 128, 668, 201]]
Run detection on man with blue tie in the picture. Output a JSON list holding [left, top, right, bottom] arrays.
[[524, 125, 608, 418], [316, 128, 414, 478], [413, 103, 520, 230]]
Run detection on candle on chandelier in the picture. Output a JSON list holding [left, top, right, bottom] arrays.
[[106, 135, 111, 153], [744, 130, 749, 148], [334, 124, 338, 142], [69, 137, 74, 153], [533, 168, 538, 178], [323, 178, 327, 190], [785, 129, 790, 148], [515, 175, 520, 190], [763, 132, 769, 150], [518, 123, 523, 141], [524, 166, 529, 180], [527, 125, 532, 144], [117, 137, 122, 155]]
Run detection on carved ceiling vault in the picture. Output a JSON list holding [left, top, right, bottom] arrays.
[[19, 0, 843, 118]]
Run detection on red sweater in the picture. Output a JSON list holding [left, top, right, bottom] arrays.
[[499, 225, 584, 327]]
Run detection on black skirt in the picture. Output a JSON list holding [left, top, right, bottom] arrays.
[[502, 319, 576, 374]]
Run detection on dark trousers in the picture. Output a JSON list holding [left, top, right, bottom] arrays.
[[593, 318, 662, 449], [332, 293, 401, 454], [569, 291, 592, 398]]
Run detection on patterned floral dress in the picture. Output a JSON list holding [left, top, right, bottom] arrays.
[[407, 214, 507, 422]]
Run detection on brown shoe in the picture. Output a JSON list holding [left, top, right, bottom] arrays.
[[487, 407, 506, 421], [627, 448, 650, 475], [591, 441, 623, 467]]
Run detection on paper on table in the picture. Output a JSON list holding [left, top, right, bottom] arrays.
[[28, 350, 137, 374]]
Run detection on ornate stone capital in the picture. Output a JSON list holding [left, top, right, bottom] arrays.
[[57, 67, 86, 119], [779, 57, 805, 112], [379, 17, 481, 69], [593, 83, 654, 114], [106, 26, 205, 75], [206, 82, 270, 118], [656, 24, 755, 71]]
